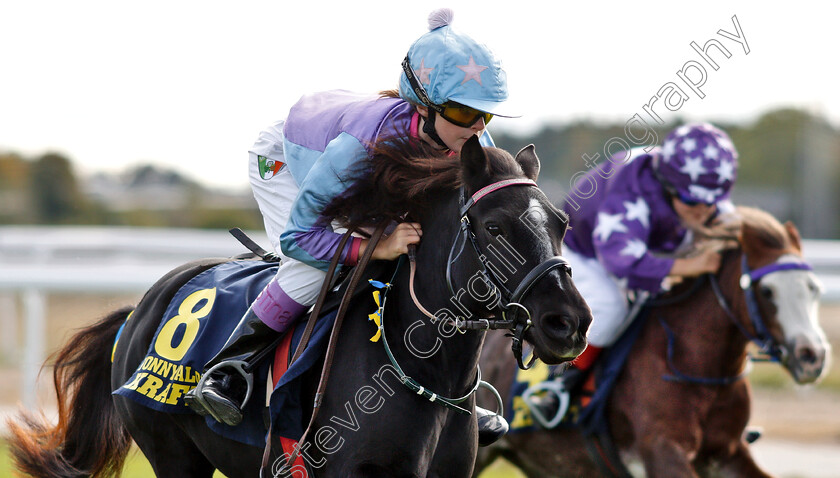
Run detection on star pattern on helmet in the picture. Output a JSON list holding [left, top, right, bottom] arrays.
[[623, 197, 650, 229], [681, 137, 697, 153], [594, 211, 628, 242], [679, 155, 706, 181], [688, 184, 723, 203], [715, 160, 736, 183], [675, 125, 692, 136], [703, 144, 719, 160], [620, 238, 648, 259], [717, 136, 734, 153], [457, 56, 488, 85], [662, 139, 677, 162], [414, 59, 434, 85]]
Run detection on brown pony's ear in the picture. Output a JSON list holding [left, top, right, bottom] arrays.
[[784, 220, 803, 252], [515, 144, 540, 181], [460, 135, 489, 190]]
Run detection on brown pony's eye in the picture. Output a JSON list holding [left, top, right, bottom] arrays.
[[760, 286, 774, 301]]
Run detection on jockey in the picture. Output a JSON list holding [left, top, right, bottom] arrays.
[[530, 123, 739, 420], [185, 8, 515, 441]]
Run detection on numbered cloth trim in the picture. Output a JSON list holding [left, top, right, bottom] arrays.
[[113, 260, 278, 447]]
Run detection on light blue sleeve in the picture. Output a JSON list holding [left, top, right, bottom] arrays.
[[279, 133, 366, 271]]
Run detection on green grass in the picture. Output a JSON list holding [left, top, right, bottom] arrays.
[[1, 439, 521, 477], [0, 440, 229, 478]]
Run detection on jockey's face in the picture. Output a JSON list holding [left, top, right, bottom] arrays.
[[672, 196, 716, 228], [416, 105, 486, 153]]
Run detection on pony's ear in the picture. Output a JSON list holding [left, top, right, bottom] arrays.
[[515, 144, 540, 181], [460, 135, 490, 188], [784, 220, 803, 252]]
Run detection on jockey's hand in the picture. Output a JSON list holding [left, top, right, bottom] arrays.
[[361, 222, 422, 261], [670, 248, 722, 277]]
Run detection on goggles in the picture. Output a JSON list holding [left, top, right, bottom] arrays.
[[402, 56, 493, 128], [666, 186, 714, 207], [676, 192, 712, 207], [439, 102, 493, 127]]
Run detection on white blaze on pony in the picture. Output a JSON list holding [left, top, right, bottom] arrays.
[[759, 253, 831, 383]]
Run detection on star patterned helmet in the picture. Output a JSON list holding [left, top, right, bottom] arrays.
[[399, 8, 513, 117], [656, 122, 739, 204]]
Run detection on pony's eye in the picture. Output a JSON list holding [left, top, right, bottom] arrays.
[[760, 286, 774, 301], [486, 224, 503, 236]]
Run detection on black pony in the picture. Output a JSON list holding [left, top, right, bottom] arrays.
[[8, 136, 592, 477]]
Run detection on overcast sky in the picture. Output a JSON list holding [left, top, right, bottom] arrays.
[[1, 1, 837, 190]]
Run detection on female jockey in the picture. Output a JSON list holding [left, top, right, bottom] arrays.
[[530, 122, 739, 420], [185, 8, 516, 436]]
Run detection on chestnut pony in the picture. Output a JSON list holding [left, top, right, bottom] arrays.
[[475, 207, 830, 478]]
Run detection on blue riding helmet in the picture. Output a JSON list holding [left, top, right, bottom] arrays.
[[399, 8, 514, 117]]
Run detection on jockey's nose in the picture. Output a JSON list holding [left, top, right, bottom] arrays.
[[471, 117, 486, 132]]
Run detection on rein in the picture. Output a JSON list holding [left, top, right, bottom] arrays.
[[278, 222, 388, 472], [657, 252, 813, 385], [373, 256, 483, 415]]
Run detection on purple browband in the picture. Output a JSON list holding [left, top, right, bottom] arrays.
[[741, 260, 814, 289], [749, 262, 813, 282]]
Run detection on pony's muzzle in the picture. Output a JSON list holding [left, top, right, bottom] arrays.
[[788, 335, 830, 384]]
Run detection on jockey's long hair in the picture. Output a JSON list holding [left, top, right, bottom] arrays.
[[320, 135, 461, 231]]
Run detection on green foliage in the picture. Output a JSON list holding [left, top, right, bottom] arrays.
[[493, 108, 840, 237], [1, 107, 837, 234]]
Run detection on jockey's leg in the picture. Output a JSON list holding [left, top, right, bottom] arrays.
[[185, 259, 325, 426]]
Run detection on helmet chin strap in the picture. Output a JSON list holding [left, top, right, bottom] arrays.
[[421, 110, 450, 150]]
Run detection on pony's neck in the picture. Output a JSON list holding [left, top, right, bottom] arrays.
[[391, 189, 486, 394], [711, 248, 753, 373]]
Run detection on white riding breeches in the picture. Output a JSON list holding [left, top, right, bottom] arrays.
[[564, 248, 630, 348], [247, 120, 327, 308]]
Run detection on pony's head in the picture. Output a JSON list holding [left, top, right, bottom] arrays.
[[456, 136, 591, 364], [736, 207, 831, 383]]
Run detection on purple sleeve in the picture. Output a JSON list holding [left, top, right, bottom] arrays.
[[592, 194, 674, 292]]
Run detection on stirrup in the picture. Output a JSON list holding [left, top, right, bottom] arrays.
[[190, 360, 255, 424], [522, 379, 569, 429]]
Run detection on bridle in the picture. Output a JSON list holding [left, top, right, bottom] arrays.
[[412, 178, 572, 370], [712, 255, 813, 364], [658, 251, 813, 385]]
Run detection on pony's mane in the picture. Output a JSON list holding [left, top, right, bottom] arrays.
[[695, 206, 792, 254], [321, 137, 526, 230]]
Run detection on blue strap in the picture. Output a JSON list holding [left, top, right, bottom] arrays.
[[659, 316, 750, 386]]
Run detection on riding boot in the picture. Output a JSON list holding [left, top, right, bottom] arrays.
[[476, 406, 509, 446], [184, 307, 281, 426]]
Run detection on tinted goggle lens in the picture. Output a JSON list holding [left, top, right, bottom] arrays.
[[440, 103, 493, 127], [676, 191, 713, 207]]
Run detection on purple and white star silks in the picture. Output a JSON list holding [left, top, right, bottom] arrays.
[[623, 197, 650, 229], [655, 122, 739, 204], [620, 238, 648, 259], [715, 160, 736, 184], [593, 211, 628, 242], [679, 156, 707, 182]]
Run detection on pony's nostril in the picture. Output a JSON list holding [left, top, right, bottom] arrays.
[[542, 313, 576, 338], [797, 346, 818, 365]]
